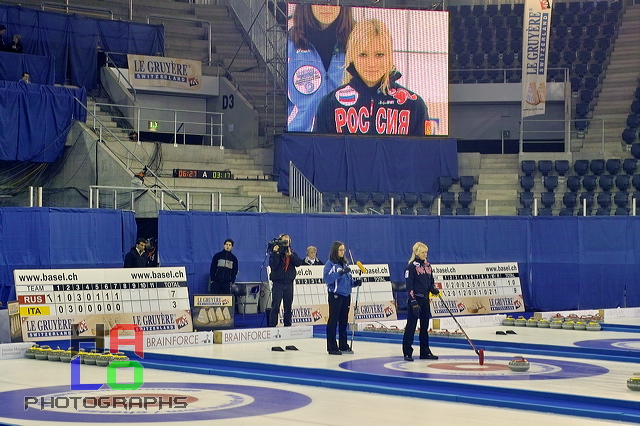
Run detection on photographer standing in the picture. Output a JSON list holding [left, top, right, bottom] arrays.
[[268, 234, 304, 327]]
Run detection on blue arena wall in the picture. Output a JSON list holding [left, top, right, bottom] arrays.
[[158, 211, 640, 312]]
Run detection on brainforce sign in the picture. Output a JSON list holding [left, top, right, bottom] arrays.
[[24, 324, 189, 412]]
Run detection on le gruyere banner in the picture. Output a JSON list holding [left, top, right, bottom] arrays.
[[128, 54, 202, 90], [521, 0, 552, 117]]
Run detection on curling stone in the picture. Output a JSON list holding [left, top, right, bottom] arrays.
[[562, 320, 575, 330], [566, 314, 579, 322], [451, 329, 465, 339], [47, 347, 63, 361], [508, 356, 531, 372], [84, 350, 100, 365], [537, 319, 550, 328], [59, 348, 74, 363], [627, 377, 640, 391], [551, 313, 564, 322], [514, 316, 527, 327], [574, 321, 587, 331], [34, 346, 51, 360], [550, 320, 564, 329], [96, 352, 114, 367], [586, 321, 602, 331], [526, 318, 539, 327], [25, 344, 39, 359], [111, 353, 130, 367], [592, 314, 604, 323], [502, 316, 515, 326]]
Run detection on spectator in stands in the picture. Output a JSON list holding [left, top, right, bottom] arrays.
[[19, 72, 30, 84], [0, 25, 6, 51], [402, 242, 440, 362], [8, 34, 23, 54], [304, 245, 323, 265], [124, 238, 148, 268], [314, 19, 429, 136], [209, 238, 238, 294], [287, 4, 353, 132], [323, 241, 361, 355], [268, 234, 304, 327]]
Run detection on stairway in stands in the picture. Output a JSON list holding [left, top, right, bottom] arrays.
[[576, 4, 640, 157], [472, 154, 520, 215], [86, 97, 291, 213]]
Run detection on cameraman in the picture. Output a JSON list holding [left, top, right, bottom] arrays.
[[268, 234, 303, 327]]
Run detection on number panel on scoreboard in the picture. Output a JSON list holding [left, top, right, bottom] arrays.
[[430, 262, 525, 316], [14, 267, 193, 341]]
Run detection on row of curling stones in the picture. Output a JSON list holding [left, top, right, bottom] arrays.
[[503, 316, 601, 331], [628, 373, 640, 391], [26, 344, 129, 366], [508, 356, 530, 372]]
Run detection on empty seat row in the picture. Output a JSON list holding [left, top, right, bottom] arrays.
[[522, 159, 639, 177]]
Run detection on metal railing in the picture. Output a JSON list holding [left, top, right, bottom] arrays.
[[89, 185, 222, 213], [41, 1, 114, 19], [147, 14, 212, 65], [104, 52, 137, 104], [521, 118, 606, 154], [289, 161, 321, 213], [92, 102, 223, 148]]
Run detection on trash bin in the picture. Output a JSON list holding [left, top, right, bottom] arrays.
[[237, 284, 260, 314]]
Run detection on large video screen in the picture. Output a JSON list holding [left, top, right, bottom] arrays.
[[287, 4, 449, 136]]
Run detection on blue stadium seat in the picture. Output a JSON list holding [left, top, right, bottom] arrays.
[[563, 13, 576, 26], [451, 15, 464, 28], [602, 24, 615, 38], [520, 176, 535, 192], [570, 77, 583, 92], [543, 175, 559, 192], [420, 193, 434, 208], [541, 192, 555, 208], [580, 90, 594, 104], [584, 77, 598, 92], [517, 207, 533, 216], [605, 159, 621, 175], [492, 14, 505, 27], [579, 192, 595, 208], [568, 1, 581, 13], [583, 175, 597, 192], [615, 174, 631, 192], [577, 50, 592, 64], [416, 207, 431, 216], [486, 4, 498, 16], [568, 38, 581, 52], [521, 160, 536, 176], [472, 5, 485, 17], [593, 50, 607, 64], [571, 25, 584, 39], [555, 160, 570, 176], [440, 207, 454, 216], [623, 129, 637, 146], [605, 11, 619, 24], [506, 15, 520, 28], [614, 191, 629, 208], [574, 63, 588, 79], [438, 176, 454, 192], [502, 52, 515, 67], [582, 38, 596, 51], [399, 207, 415, 215], [622, 158, 638, 175], [598, 175, 614, 192], [590, 159, 605, 175], [548, 51, 561, 67], [370, 192, 386, 209], [459, 175, 475, 192], [559, 208, 575, 216], [633, 174, 640, 191], [632, 143, 640, 160], [322, 192, 336, 207], [513, 3, 524, 15], [499, 4, 512, 15], [632, 100, 640, 115], [538, 208, 554, 216], [403, 192, 419, 208], [440, 192, 456, 208], [590, 11, 604, 25], [589, 63, 603, 78], [555, 2, 568, 14], [520, 191, 535, 208], [563, 51, 577, 66], [575, 120, 589, 131], [354, 192, 370, 207], [576, 13, 590, 26], [576, 102, 590, 118], [387, 192, 402, 208], [487, 53, 500, 67], [598, 37, 611, 50], [458, 192, 473, 208], [595, 207, 611, 216], [456, 207, 471, 216], [583, 2, 596, 13], [628, 114, 640, 129], [447, 5, 458, 16], [574, 159, 590, 176], [480, 26, 493, 40], [596, 1, 608, 12], [563, 192, 578, 209], [459, 5, 471, 17], [538, 160, 553, 176], [567, 175, 582, 192], [464, 16, 477, 28], [614, 207, 630, 216], [597, 191, 612, 208]]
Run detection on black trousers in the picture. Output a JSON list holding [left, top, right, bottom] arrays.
[[402, 296, 432, 357], [269, 280, 294, 327], [326, 292, 351, 352], [209, 281, 231, 295]]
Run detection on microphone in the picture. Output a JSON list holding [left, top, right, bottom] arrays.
[[356, 261, 367, 274]]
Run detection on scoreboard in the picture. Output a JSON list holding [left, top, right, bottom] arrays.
[[430, 262, 525, 316], [14, 267, 192, 341]]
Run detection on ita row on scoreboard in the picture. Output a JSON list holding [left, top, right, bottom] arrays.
[[13, 267, 193, 341]]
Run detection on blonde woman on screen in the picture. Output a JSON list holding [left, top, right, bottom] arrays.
[[314, 19, 429, 136]]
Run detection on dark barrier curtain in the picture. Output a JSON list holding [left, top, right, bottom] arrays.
[[68, 17, 98, 90], [0, 83, 77, 162], [0, 208, 136, 306], [274, 134, 459, 195], [2, 4, 165, 89], [0, 81, 87, 121], [159, 211, 640, 312], [0, 52, 55, 85]]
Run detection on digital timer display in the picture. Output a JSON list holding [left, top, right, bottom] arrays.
[[173, 169, 233, 180]]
